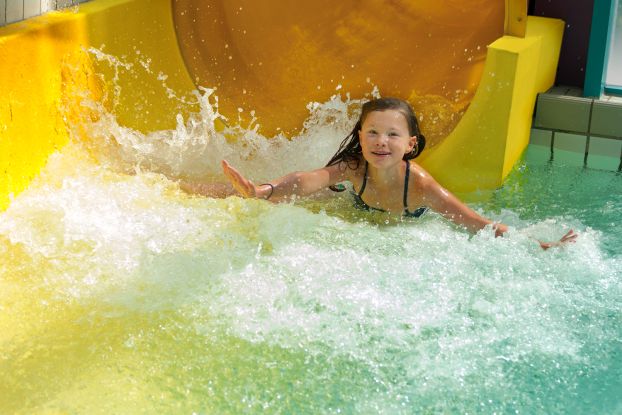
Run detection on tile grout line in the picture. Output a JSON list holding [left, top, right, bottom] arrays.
[[584, 99, 595, 166]]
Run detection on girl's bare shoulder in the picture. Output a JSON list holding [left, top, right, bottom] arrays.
[[408, 161, 433, 183], [333, 159, 364, 179], [408, 161, 447, 196]]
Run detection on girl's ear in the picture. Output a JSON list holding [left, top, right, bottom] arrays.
[[409, 135, 418, 151]]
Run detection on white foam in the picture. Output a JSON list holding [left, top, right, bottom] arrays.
[[1, 48, 621, 413]]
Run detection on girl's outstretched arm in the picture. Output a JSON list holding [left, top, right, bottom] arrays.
[[221, 159, 348, 201], [178, 181, 237, 198], [417, 168, 577, 249]]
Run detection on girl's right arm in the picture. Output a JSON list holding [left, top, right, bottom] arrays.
[[221, 159, 349, 201]]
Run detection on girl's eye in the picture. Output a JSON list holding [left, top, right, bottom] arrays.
[[389, 132, 399, 137]]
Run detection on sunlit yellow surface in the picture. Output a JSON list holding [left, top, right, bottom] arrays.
[[79, 0, 198, 132], [417, 16, 564, 193], [0, 0, 197, 210], [505, 0, 528, 37], [0, 15, 89, 211]]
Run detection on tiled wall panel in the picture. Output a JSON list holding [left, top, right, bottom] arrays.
[[5, 0, 24, 24], [1, 0, 88, 26], [534, 95, 591, 133], [533, 90, 622, 171], [24, 0, 41, 18], [0, 0, 6, 25]]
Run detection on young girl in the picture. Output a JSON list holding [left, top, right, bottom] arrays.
[[192, 97, 576, 249]]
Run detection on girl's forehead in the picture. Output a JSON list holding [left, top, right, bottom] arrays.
[[362, 110, 409, 129]]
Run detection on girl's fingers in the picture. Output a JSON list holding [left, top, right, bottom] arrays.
[[560, 229, 578, 244], [221, 160, 255, 197], [564, 229, 577, 240]]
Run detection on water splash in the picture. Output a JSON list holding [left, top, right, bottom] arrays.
[[67, 48, 373, 184], [1, 49, 621, 414]]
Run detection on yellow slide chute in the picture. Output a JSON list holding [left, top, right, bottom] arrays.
[[0, 0, 563, 210], [173, 0, 504, 141]]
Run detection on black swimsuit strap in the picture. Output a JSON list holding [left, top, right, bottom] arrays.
[[353, 160, 425, 217], [359, 160, 410, 208], [403, 161, 410, 210], [358, 161, 369, 197]]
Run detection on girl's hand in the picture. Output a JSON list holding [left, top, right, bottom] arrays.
[[221, 160, 259, 198], [538, 229, 578, 250]]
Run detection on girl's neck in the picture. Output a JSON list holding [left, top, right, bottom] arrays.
[[366, 160, 405, 190]]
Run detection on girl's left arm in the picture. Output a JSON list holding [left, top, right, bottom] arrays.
[[417, 169, 577, 249], [418, 171, 506, 236]]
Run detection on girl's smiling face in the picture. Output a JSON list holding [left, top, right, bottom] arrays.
[[358, 109, 417, 168]]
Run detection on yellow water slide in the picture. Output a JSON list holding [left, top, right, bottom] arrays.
[[0, 0, 564, 210]]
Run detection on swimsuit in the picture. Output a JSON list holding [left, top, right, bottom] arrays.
[[352, 161, 428, 218]]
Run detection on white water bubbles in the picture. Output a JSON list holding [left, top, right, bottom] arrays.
[[65, 47, 374, 185], [2, 47, 621, 414]]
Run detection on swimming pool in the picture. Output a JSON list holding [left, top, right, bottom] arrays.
[[1, 84, 620, 413]]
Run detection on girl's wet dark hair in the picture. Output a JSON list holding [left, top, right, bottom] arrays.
[[326, 97, 426, 191]]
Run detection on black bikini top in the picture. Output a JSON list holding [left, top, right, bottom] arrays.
[[352, 161, 428, 218]]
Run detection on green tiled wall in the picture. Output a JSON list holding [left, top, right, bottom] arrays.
[[531, 89, 622, 171]]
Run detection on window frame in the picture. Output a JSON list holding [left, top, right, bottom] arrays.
[[584, 0, 621, 97]]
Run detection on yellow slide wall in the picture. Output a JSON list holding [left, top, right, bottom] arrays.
[[0, 0, 197, 210], [0, 0, 563, 210], [417, 16, 565, 193], [0, 14, 89, 211]]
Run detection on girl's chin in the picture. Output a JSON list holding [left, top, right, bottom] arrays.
[[366, 156, 403, 169], [368, 154, 395, 163]]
